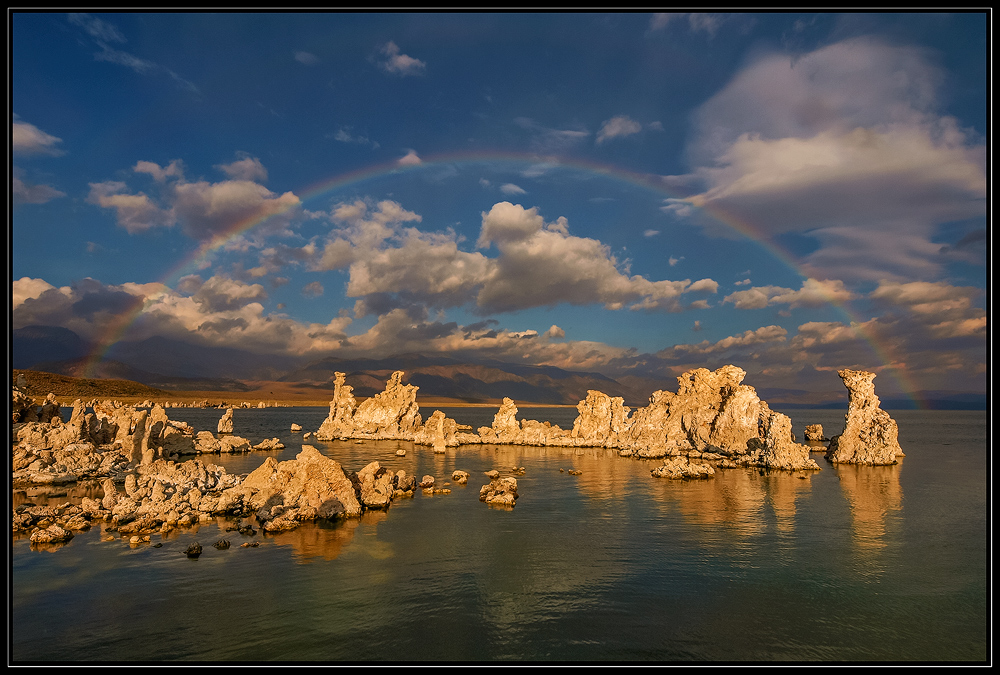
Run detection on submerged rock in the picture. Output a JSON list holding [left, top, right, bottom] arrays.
[[826, 370, 904, 465], [651, 457, 716, 479], [30, 524, 74, 544], [480, 477, 518, 507]]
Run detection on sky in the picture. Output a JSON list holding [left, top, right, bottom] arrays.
[[10, 12, 989, 400]]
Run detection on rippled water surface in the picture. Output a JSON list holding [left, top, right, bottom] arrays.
[[11, 407, 988, 662]]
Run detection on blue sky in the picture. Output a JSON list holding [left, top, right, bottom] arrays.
[[11, 12, 988, 397]]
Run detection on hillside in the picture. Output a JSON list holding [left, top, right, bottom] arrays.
[[12, 370, 170, 402]]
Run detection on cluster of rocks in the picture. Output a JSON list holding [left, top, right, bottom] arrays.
[[311, 366, 905, 478], [313, 366, 833, 473], [12, 447, 422, 539], [11, 365, 906, 544], [12, 388, 287, 489]]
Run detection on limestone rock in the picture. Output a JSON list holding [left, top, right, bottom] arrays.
[[413, 410, 453, 452], [241, 445, 362, 522], [194, 431, 221, 454], [651, 457, 716, 479], [479, 477, 518, 507], [393, 470, 416, 494], [217, 408, 234, 434], [351, 371, 421, 437], [356, 461, 395, 509], [315, 371, 421, 441], [30, 524, 74, 544], [290, 423, 302, 432], [452, 470, 469, 485], [252, 438, 284, 451], [571, 390, 631, 445], [38, 394, 63, 425], [12, 385, 38, 423], [826, 370, 903, 465], [484, 398, 520, 443], [315, 372, 357, 440], [738, 412, 822, 471], [804, 424, 828, 442], [218, 436, 251, 453]]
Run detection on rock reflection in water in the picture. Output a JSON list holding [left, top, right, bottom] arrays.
[[267, 510, 390, 563], [832, 461, 903, 551]]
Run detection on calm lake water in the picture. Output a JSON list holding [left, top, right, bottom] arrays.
[[11, 407, 988, 662]]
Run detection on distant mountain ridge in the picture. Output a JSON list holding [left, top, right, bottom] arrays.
[[11, 325, 987, 409]]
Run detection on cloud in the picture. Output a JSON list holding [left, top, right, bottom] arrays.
[[294, 50, 319, 65], [670, 37, 986, 283], [87, 181, 175, 233], [303, 199, 718, 318], [644, 230, 660, 237], [13, 274, 354, 356], [302, 281, 324, 298], [499, 183, 526, 195], [596, 115, 642, 144], [216, 155, 268, 182], [171, 179, 301, 241], [69, 13, 198, 92], [89, 158, 301, 241], [134, 159, 184, 182], [12, 277, 66, 310], [379, 41, 426, 76], [94, 41, 156, 73], [398, 149, 422, 166], [13, 171, 65, 205], [331, 127, 378, 148], [546, 325, 566, 339], [514, 117, 589, 152], [649, 13, 726, 36], [68, 13, 126, 42], [191, 276, 267, 312], [12, 119, 64, 156], [476, 202, 717, 313], [869, 279, 982, 318], [723, 278, 854, 310]]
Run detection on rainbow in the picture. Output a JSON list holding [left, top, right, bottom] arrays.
[[79, 151, 925, 407]]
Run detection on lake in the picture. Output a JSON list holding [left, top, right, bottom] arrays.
[[10, 407, 988, 662]]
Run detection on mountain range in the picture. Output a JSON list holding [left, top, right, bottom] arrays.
[[11, 325, 986, 409]]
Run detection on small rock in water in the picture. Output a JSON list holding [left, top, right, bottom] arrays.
[[240, 541, 259, 548], [418, 475, 435, 489], [184, 542, 203, 558], [567, 469, 582, 476], [213, 539, 230, 550], [484, 469, 500, 479], [395, 449, 406, 456]]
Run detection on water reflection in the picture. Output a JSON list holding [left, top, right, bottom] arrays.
[[266, 510, 390, 562], [832, 461, 903, 551]]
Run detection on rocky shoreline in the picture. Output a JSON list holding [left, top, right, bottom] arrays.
[[12, 366, 903, 543]]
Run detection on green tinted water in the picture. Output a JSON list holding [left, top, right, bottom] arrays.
[[11, 409, 988, 661]]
